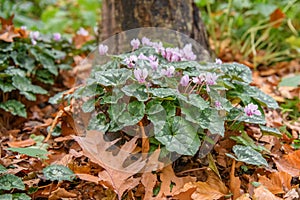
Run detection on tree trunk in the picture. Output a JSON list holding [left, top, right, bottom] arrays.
[[99, 0, 210, 59]]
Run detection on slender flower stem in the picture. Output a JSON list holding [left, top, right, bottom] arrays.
[[139, 121, 149, 159]]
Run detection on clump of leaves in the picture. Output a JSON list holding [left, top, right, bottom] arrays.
[[0, 164, 31, 199], [0, 15, 92, 126], [54, 36, 279, 169]]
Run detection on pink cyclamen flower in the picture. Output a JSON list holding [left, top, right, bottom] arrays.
[[215, 101, 222, 108], [20, 26, 27, 30], [30, 31, 39, 40], [142, 37, 152, 46], [215, 58, 222, 64], [98, 44, 108, 55], [31, 39, 37, 45], [244, 103, 261, 117], [134, 68, 148, 83], [77, 27, 89, 36], [130, 38, 140, 50], [138, 53, 149, 60], [124, 55, 138, 68], [150, 60, 159, 71], [205, 72, 218, 86], [53, 33, 61, 41], [180, 74, 190, 87], [192, 74, 205, 85], [161, 66, 175, 77], [181, 44, 196, 61]]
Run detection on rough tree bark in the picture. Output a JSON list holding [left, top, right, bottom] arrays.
[[99, 0, 211, 58]]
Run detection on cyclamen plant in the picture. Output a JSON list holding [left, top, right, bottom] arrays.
[[66, 33, 279, 167]]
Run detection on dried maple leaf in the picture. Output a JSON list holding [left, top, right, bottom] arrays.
[[273, 150, 300, 177], [253, 185, 283, 200], [258, 172, 292, 194], [73, 130, 161, 199], [49, 187, 77, 200]]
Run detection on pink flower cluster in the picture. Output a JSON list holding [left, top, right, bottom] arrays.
[[244, 103, 261, 117], [130, 37, 197, 62], [191, 72, 218, 92]]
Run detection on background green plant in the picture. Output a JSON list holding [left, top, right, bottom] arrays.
[[0, 0, 101, 34], [196, 0, 300, 67]]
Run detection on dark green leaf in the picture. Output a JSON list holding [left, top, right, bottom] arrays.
[[12, 76, 47, 95], [155, 116, 200, 155], [148, 88, 176, 98], [0, 79, 15, 93], [12, 193, 31, 200], [146, 103, 167, 135], [88, 113, 109, 132], [0, 164, 7, 174], [0, 100, 27, 117], [0, 194, 12, 200], [0, 174, 25, 190]]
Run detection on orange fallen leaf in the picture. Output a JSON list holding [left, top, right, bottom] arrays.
[[48, 187, 77, 200], [7, 138, 35, 148], [253, 185, 283, 200], [273, 150, 300, 177], [73, 130, 160, 199], [230, 160, 241, 200], [173, 170, 228, 200], [76, 173, 100, 184], [236, 194, 251, 200], [270, 8, 285, 28], [157, 165, 196, 198], [141, 172, 157, 200], [258, 172, 292, 194]]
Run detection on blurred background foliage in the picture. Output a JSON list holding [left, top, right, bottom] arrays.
[[0, 0, 101, 34], [0, 0, 299, 68], [196, 0, 300, 68]]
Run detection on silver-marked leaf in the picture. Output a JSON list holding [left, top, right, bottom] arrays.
[[0, 164, 7, 174], [43, 165, 74, 181], [95, 68, 132, 86], [245, 85, 279, 109], [0, 174, 25, 190], [82, 98, 96, 113], [146, 103, 167, 134], [0, 100, 27, 117], [7, 147, 48, 159], [178, 93, 209, 110], [221, 62, 252, 83], [12, 193, 31, 200], [226, 145, 268, 166], [12, 76, 47, 95], [148, 88, 176, 98], [121, 83, 148, 101], [259, 125, 282, 137]]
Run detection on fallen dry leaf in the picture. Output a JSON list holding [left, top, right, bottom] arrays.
[[49, 187, 77, 200], [258, 172, 292, 194], [253, 185, 283, 200], [270, 8, 285, 28], [283, 188, 299, 200], [141, 172, 157, 200], [274, 150, 300, 177], [230, 160, 242, 200], [173, 170, 228, 200], [73, 130, 155, 199], [7, 138, 35, 148], [157, 165, 196, 198], [76, 173, 100, 184], [236, 193, 251, 200]]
